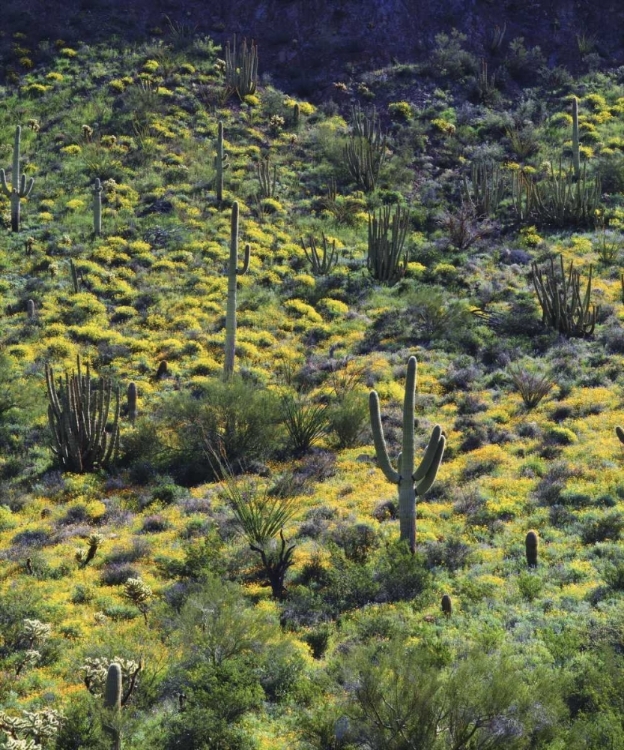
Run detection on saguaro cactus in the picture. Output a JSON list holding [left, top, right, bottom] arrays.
[[93, 178, 103, 235], [104, 663, 122, 750], [126, 382, 138, 424], [1, 125, 35, 232], [224, 201, 250, 379], [525, 530, 539, 568], [215, 121, 228, 203], [572, 96, 580, 181], [369, 356, 445, 552]]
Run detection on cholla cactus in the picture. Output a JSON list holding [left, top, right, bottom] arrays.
[[15, 650, 41, 676], [0, 708, 61, 749], [83, 657, 142, 699], [123, 577, 152, 624], [76, 533, 104, 567], [21, 619, 51, 648]]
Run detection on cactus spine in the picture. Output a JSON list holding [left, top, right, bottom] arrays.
[[525, 530, 538, 568], [1, 125, 35, 232], [93, 178, 103, 236], [572, 96, 580, 181], [104, 663, 122, 750], [224, 201, 250, 379], [369, 356, 445, 552], [215, 121, 228, 203]]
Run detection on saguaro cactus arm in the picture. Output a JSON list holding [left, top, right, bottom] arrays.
[[369, 391, 400, 484]]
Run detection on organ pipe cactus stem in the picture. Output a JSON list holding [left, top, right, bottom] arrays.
[[1, 125, 35, 232], [369, 356, 445, 552], [572, 96, 580, 181], [224, 201, 250, 379], [93, 178, 103, 236], [525, 530, 539, 568]]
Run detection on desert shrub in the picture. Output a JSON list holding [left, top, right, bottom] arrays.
[[136, 377, 281, 485], [580, 512, 624, 545], [375, 542, 431, 603], [534, 461, 574, 506], [329, 523, 379, 564], [327, 391, 369, 448], [99, 563, 140, 586], [140, 514, 171, 533], [424, 537, 472, 571]]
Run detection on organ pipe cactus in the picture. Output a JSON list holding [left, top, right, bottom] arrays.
[[1, 126, 34, 232], [45, 356, 120, 473], [93, 178, 103, 235], [532, 255, 598, 337], [369, 356, 445, 552], [224, 201, 250, 379], [367, 204, 410, 285], [225, 35, 258, 98]]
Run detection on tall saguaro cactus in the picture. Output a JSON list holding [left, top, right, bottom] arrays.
[[215, 122, 228, 203], [224, 201, 250, 379], [1, 125, 34, 232], [104, 663, 122, 750], [572, 96, 580, 181], [93, 178, 103, 235], [369, 356, 445, 552]]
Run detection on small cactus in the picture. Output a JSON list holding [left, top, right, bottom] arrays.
[[441, 593, 452, 616], [155, 360, 168, 380], [616, 425, 624, 445], [26, 299, 35, 319], [525, 530, 539, 568]]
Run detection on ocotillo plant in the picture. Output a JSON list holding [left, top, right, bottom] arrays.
[[93, 178, 103, 235], [572, 96, 580, 181], [369, 356, 445, 552], [215, 121, 228, 202], [45, 356, 120, 473], [1, 125, 35, 232], [525, 530, 539, 568], [224, 201, 250, 379]]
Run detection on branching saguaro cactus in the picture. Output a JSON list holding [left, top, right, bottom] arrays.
[[93, 178, 103, 236], [45, 356, 120, 473], [532, 255, 598, 337], [215, 121, 228, 202], [224, 201, 250, 379], [344, 104, 387, 192], [367, 204, 410, 284], [1, 126, 35, 232], [225, 35, 258, 99], [369, 356, 446, 552]]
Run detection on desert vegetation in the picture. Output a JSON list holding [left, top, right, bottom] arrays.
[[2, 17, 624, 749]]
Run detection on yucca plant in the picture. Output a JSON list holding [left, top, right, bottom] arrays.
[[280, 394, 329, 454], [221, 474, 297, 599]]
